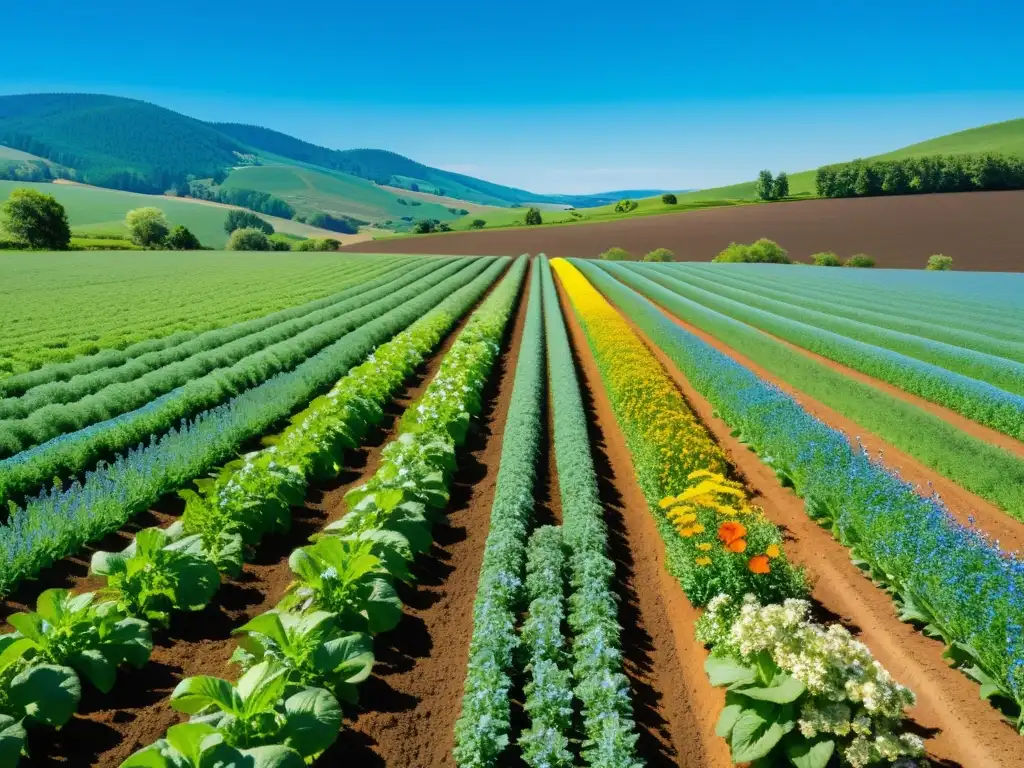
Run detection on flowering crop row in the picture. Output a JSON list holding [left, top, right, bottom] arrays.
[[0, 258, 511, 766], [647, 263, 1024, 396], [541, 257, 642, 767], [118, 255, 529, 767], [454, 262, 544, 766], [0, 258, 496, 598], [555, 259, 921, 765], [0, 257, 462, 504], [578, 259, 1024, 732], [0, 257, 407, 425]]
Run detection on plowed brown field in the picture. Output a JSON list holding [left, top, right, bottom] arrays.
[[343, 190, 1024, 271]]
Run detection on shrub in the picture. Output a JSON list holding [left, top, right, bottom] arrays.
[[643, 248, 674, 262], [712, 242, 750, 263], [599, 247, 630, 261], [469, 219, 486, 229], [306, 212, 362, 234], [524, 207, 543, 226], [165, 225, 202, 250], [226, 227, 271, 251], [926, 254, 953, 271], [438, 222, 452, 232], [224, 209, 273, 235], [613, 199, 638, 213], [810, 251, 841, 267], [125, 207, 170, 248], [661, 193, 677, 205], [268, 234, 293, 251], [0, 188, 71, 249], [412, 219, 436, 234], [844, 253, 876, 268], [315, 238, 341, 251], [294, 238, 317, 251], [714, 238, 790, 264]]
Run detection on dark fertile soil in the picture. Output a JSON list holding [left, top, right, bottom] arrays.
[[343, 190, 1024, 271]]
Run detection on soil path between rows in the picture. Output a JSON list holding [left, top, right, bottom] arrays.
[[553, 274, 731, 768], [641, 295, 1024, 553], [325, 260, 531, 766], [602, 295, 1024, 767], [13, 273, 503, 768]]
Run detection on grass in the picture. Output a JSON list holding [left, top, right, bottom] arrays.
[[0, 180, 345, 247], [221, 163, 460, 225]]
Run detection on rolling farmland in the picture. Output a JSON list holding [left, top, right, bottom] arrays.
[[0, 250, 1022, 768]]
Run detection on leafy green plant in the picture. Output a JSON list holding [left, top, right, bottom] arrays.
[[524, 207, 543, 225], [121, 722, 305, 768], [613, 199, 638, 213], [232, 610, 373, 705], [643, 248, 674, 263], [91, 524, 220, 626], [810, 252, 841, 267], [661, 193, 677, 205], [844, 253, 875, 268], [926, 254, 953, 271], [599, 247, 630, 261], [167, 661, 341, 759], [5, 589, 151, 694]]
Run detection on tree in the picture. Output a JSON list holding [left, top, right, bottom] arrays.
[[0, 188, 71, 249], [165, 225, 202, 250], [926, 254, 953, 271], [661, 193, 677, 205], [412, 219, 437, 234], [811, 251, 841, 266], [315, 238, 341, 251], [772, 172, 789, 199], [227, 227, 271, 251], [125, 207, 170, 248], [755, 170, 775, 201], [643, 248, 674, 262], [524, 207, 543, 225], [844, 253, 875, 268], [225, 209, 273, 235], [599, 247, 630, 261], [469, 219, 486, 230]]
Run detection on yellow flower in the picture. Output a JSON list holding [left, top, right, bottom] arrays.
[[658, 496, 677, 509], [695, 556, 712, 566], [668, 511, 697, 525], [697, 542, 713, 551], [687, 469, 716, 480], [766, 544, 781, 559], [679, 523, 705, 538]]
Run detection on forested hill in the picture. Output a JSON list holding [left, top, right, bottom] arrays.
[[0, 94, 248, 193]]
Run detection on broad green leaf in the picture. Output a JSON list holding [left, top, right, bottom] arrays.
[[71, 648, 117, 693], [729, 701, 794, 763], [90, 548, 130, 577], [165, 722, 221, 763], [715, 700, 744, 738], [172, 557, 220, 612], [705, 654, 758, 688], [281, 687, 342, 757], [0, 715, 26, 768], [103, 617, 154, 668], [0, 636, 35, 673], [239, 745, 306, 768], [237, 662, 288, 717], [364, 578, 403, 634], [10, 664, 81, 726], [7, 612, 45, 644], [318, 633, 374, 684], [235, 613, 289, 649], [171, 675, 242, 716], [785, 736, 835, 768], [735, 672, 806, 704]]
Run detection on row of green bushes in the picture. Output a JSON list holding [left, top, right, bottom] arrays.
[[815, 152, 1024, 198]]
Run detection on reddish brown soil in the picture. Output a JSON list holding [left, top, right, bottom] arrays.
[[555, 277, 731, 768], [10, 279, 498, 768], [605, 301, 1024, 767], [647, 302, 1024, 553], [343, 191, 1024, 272], [325, 262, 531, 766]]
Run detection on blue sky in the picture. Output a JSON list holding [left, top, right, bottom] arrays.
[[2, 0, 1023, 193]]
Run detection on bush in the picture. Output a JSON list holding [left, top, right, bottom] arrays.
[[268, 234, 293, 251], [613, 199, 638, 213], [306, 212, 363, 234], [225, 209, 273, 235], [125, 207, 170, 248], [661, 193, 677, 205], [810, 251, 841, 267], [1, 188, 72, 249], [165, 225, 202, 250], [643, 248, 674, 262], [926, 254, 953, 271], [712, 242, 750, 263], [844, 253, 875, 268], [412, 219, 436, 234], [469, 219, 486, 229], [227, 227, 271, 251], [713, 238, 790, 264], [315, 238, 341, 251], [524, 207, 543, 225], [599, 247, 630, 261], [294, 238, 317, 251]]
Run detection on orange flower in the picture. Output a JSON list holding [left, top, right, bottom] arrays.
[[717, 521, 747, 545], [748, 555, 771, 574], [765, 544, 781, 559], [726, 538, 747, 553]]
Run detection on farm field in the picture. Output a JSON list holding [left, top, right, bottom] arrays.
[[348, 189, 1024, 271], [0, 251, 1022, 768]]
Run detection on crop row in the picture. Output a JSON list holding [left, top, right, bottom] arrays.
[[0, 256, 513, 766], [119, 254, 528, 766], [554, 258, 924, 765], [653, 263, 1024, 394], [684, 264, 1024, 365], [601, 262, 1024, 517], [575, 258, 1024, 732], [631, 263, 1024, 439], [0, 257, 408, 418], [1, 252, 380, 379], [0, 258, 469, 504], [0, 258, 498, 598]]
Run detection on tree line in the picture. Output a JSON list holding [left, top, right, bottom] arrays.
[[188, 182, 295, 219], [815, 153, 1024, 198]]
